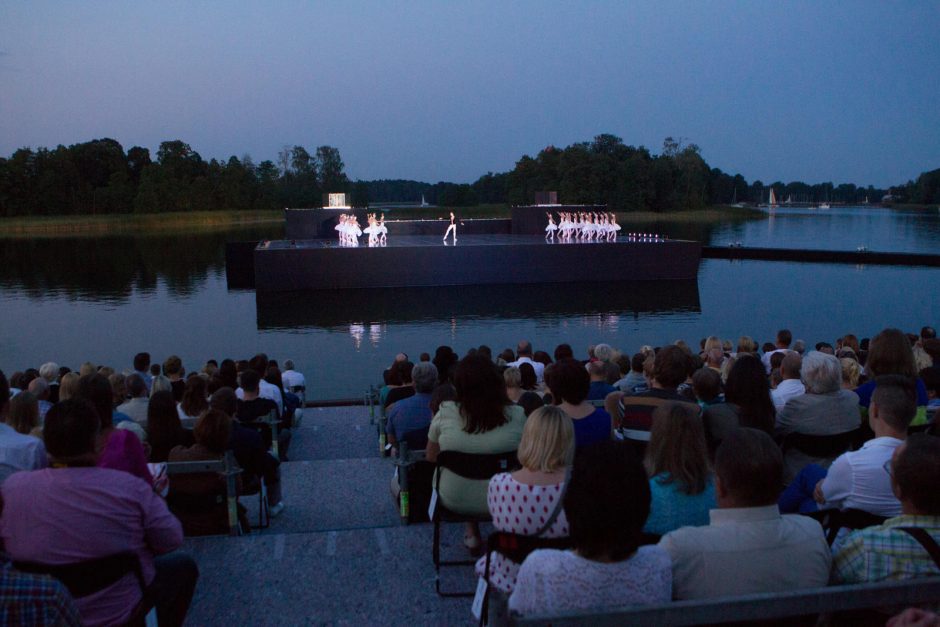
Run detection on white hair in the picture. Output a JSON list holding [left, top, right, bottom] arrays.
[[39, 362, 59, 382], [593, 343, 615, 362], [801, 351, 842, 394]]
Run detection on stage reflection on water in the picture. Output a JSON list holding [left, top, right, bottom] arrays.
[[254, 280, 701, 330]]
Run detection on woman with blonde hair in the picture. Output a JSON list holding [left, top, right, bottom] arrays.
[[644, 402, 715, 536], [57, 372, 80, 401], [8, 391, 43, 439], [840, 357, 861, 389], [503, 367, 543, 417], [702, 336, 724, 372], [476, 405, 574, 597]]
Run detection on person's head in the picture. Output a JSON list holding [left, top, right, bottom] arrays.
[[736, 336, 757, 355], [776, 329, 792, 349], [780, 352, 802, 381], [497, 348, 515, 364], [815, 342, 834, 355], [516, 340, 533, 358], [419, 352, 431, 362], [395, 361, 414, 385], [58, 371, 80, 402], [652, 345, 689, 389], [714, 428, 783, 508], [149, 364, 161, 377], [630, 352, 645, 374], [841, 334, 860, 355], [553, 343, 574, 362], [518, 405, 574, 473], [801, 351, 843, 394], [866, 328, 918, 378], [518, 362, 537, 390], [870, 374, 917, 434], [239, 369, 261, 395], [209, 387, 237, 417], [409, 361, 438, 394], [39, 362, 59, 383], [163, 355, 183, 378], [724, 354, 776, 432], [769, 351, 786, 372], [248, 353, 269, 376], [75, 373, 115, 429], [503, 366, 522, 390], [921, 366, 940, 400], [27, 376, 49, 401], [107, 373, 125, 406], [703, 336, 723, 364], [150, 374, 171, 396], [921, 326, 937, 341], [44, 400, 101, 462], [593, 343, 614, 363], [125, 373, 147, 399], [532, 351, 553, 367], [587, 360, 607, 382], [429, 382, 457, 414], [646, 402, 710, 495], [133, 352, 151, 373], [193, 408, 232, 455], [891, 434, 940, 515], [477, 345, 492, 361], [181, 375, 209, 416], [8, 391, 39, 435], [218, 359, 238, 387], [147, 390, 183, 444], [545, 358, 590, 405], [454, 354, 510, 434], [283, 359, 295, 371], [840, 357, 861, 388], [692, 367, 721, 404], [564, 440, 650, 561], [78, 362, 96, 377], [792, 339, 806, 355]]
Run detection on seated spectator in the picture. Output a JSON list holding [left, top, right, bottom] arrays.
[[508, 340, 545, 384], [615, 352, 648, 393], [39, 361, 60, 404], [117, 373, 149, 425], [429, 382, 456, 415], [841, 357, 862, 389], [426, 354, 526, 551], [856, 328, 930, 426], [691, 367, 722, 409], [235, 354, 283, 412], [921, 366, 940, 420], [644, 403, 716, 536], [703, 336, 724, 372], [57, 371, 80, 402], [27, 377, 53, 423], [832, 434, 940, 584], [387, 362, 438, 447], [761, 328, 793, 374], [659, 428, 830, 599], [147, 390, 195, 463], [503, 367, 543, 418], [0, 553, 81, 625], [547, 359, 613, 450], [775, 351, 861, 482], [76, 374, 152, 484], [475, 405, 573, 601], [702, 354, 776, 457], [235, 370, 290, 459], [218, 358, 238, 390], [432, 345, 458, 385], [0, 399, 197, 626], [508, 440, 671, 615], [518, 362, 539, 393], [736, 335, 758, 356], [150, 374, 172, 397], [168, 409, 242, 535], [384, 361, 416, 409], [591, 343, 621, 384], [586, 360, 616, 401], [177, 375, 209, 427], [606, 345, 697, 445], [553, 343, 574, 362], [132, 351, 153, 393], [8, 391, 42, 439], [265, 365, 300, 425], [163, 355, 186, 403], [281, 359, 305, 392], [0, 371, 47, 484], [779, 374, 914, 516], [772, 352, 805, 411]]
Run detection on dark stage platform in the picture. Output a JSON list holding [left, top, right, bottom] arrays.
[[253, 235, 701, 292]]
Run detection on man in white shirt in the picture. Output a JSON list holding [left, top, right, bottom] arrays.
[[235, 353, 283, 412], [659, 428, 830, 600], [281, 359, 305, 391], [761, 328, 793, 374], [0, 372, 47, 483], [116, 374, 150, 426], [772, 352, 805, 411], [508, 340, 545, 384], [812, 374, 914, 517]]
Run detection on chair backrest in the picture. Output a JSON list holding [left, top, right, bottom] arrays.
[[782, 428, 863, 459], [806, 507, 888, 545], [486, 531, 573, 566], [165, 450, 242, 536], [435, 449, 519, 483], [14, 551, 145, 599]]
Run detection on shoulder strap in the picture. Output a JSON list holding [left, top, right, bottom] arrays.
[[531, 466, 572, 537], [897, 527, 940, 569]]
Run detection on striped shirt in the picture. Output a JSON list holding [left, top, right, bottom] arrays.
[[832, 515, 940, 584]]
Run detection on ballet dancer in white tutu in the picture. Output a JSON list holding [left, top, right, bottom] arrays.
[[443, 211, 457, 243], [545, 212, 558, 242], [364, 213, 379, 246], [377, 214, 388, 245]]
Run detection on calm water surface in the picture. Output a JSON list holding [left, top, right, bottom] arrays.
[[1, 207, 937, 399]]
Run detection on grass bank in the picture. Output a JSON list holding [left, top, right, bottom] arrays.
[[0, 209, 283, 237]]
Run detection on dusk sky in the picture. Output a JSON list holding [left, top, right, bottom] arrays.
[[1, 1, 938, 188]]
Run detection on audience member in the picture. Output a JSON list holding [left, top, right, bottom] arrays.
[[703, 336, 724, 372], [547, 359, 613, 450], [27, 377, 53, 423], [0, 552, 81, 625], [476, 405, 573, 601], [615, 352, 647, 393], [0, 370, 47, 484], [8, 392, 42, 439], [691, 367, 722, 409], [832, 434, 940, 585], [0, 399, 197, 626], [426, 354, 526, 551], [218, 359, 238, 390], [432, 346, 459, 384], [841, 357, 862, 389], [38, 361, 60, 404], [553, 343, 574, 362], [856, 328, 931, 426], [702, 354, 776, 456], [761, 329, 793, 374], [235, 369, 290, 459], [387, 362, 437, 446], [586, 360, 616, 401], [281, 359, 305, 391], [508, 340, 546, 385], [117, 373, 150, 425], [57, 371, 80, 402], [151, 374, 172, 397], [644, 403, 716, 536], [147, 390, 195, 464], [133, 352, 153, 392], [509, 440, 671, 615], [659, 428, 830, 599], [736, 335, 758, 355], [163, 355, 186, 402], [503, 366, 543, 418], [772, 352, 805, 411], [235, 354, 284, 412], [384, 361, 416, 409], [775, 351, 861, 482], [178, 375, 209, 427]]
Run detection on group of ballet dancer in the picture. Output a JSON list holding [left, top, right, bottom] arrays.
[[545, 211, 622, 242], [334, 213, 388, 247]]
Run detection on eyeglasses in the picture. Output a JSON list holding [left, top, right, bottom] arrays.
[[883, 458, 893, 477]]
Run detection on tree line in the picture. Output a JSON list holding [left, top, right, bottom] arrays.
[[0, 134, 933, 217]]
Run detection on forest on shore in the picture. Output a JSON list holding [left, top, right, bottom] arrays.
[[1, 134, 937, 218]]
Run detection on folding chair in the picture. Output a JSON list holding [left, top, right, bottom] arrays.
[[394, 429, 432, 525], [431, 449, 519, 597], [166, 450, 243, 536], [782, 428, 865, 460], [806, 507, 888, 545]]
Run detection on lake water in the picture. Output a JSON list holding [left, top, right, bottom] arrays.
[[1, 207, 937, 400]]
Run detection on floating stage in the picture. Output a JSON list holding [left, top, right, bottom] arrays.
[[253, 235, 701, 292]]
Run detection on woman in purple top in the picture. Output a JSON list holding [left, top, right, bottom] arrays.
[[546, 359, 613, 450]]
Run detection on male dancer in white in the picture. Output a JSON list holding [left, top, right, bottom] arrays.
[[443, 211, 457, 243]]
